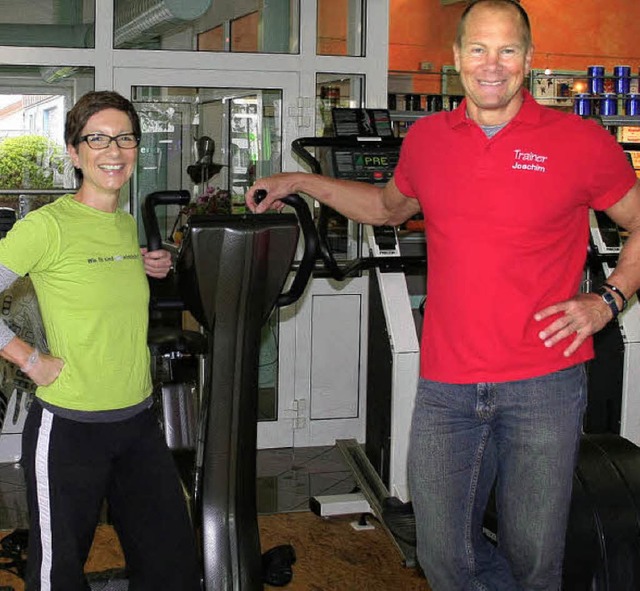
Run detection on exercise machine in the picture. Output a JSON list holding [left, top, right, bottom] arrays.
[[0, 207, 48, 465], [587, 209, 640, 444], [292, 120, 425, 505], [0, 191, 318, 589], [551, 208, 640, 590], [290, 111, 426, 564], [142, 189, 318, 590]]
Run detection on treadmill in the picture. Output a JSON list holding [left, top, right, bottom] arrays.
[[292, 107, 427, 566]]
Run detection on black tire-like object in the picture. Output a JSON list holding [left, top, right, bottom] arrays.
[[576, 434, 640, 590], [563, 434, 640, 590], [483, 433, 640, 591], [562, 472, 602, 590]]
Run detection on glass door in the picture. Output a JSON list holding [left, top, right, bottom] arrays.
[[113, 67, 301, 448]]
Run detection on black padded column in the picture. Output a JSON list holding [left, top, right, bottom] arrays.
[[177, 214, 299, 591]]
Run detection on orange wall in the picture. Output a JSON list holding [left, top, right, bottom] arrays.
[[232, 12, 259, 53], [318, 0, 348, 55], [390, 0, 640, 93]]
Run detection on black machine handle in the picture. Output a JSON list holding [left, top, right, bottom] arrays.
[[290, 138, 347, 279], [142, 190, 191, 251], [141, 189, 319, 309], [253, 189, 319, 307]]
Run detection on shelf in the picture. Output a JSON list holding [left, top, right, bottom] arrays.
[[601, 115, 640, 126], [387, 113, 640, 124], [389, 110, 431, 121]]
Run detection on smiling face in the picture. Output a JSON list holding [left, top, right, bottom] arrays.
[[67, 108, 138, 208], [453, 2, 533, 126]]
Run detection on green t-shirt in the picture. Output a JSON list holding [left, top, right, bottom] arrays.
[[0, 195, 152, 411]]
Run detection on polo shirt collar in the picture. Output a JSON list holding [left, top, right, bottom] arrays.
[[448, 88, 542, 129]]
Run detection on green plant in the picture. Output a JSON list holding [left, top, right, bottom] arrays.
[[0, 135, 65, 189]]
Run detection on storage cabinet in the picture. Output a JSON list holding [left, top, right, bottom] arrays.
[[387, 69, 640, 138]]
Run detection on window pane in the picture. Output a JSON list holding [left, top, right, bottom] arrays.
[[198, 24, 225, 51], [116, 0, 300, 54], [230, 12, 259, 52], [0, 0, 95, 48], [0, 66, 95, 216], [316, 73, 365, 136], [317, 0, 365, 57]]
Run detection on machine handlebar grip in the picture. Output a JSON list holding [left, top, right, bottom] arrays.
[[253, 189, 268, 204], [276, 193, 319, 307], [142, 190, 191, 251]]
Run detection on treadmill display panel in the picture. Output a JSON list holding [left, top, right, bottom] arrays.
[[332, 148, 399, 185]]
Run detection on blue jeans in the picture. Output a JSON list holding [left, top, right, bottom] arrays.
[[408, 365, 587, 591]]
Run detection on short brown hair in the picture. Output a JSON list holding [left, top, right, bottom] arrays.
[[455, 0, 532, 50], [65, 90, 141, 147], [65, 90, 141, 183]]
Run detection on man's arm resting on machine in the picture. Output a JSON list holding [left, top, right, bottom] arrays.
[[247, 174, 421, 227]]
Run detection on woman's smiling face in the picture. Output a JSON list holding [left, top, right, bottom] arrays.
[[67, 108, 138, 198]]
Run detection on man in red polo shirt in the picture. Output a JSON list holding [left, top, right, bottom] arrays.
[[247, 1, 640, 588]]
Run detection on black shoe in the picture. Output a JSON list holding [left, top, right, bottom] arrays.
[[262, 544, 296, 587]]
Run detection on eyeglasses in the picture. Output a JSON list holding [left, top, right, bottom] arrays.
[[79, 133, 140, 150]]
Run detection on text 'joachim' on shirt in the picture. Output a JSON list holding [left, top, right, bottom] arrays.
[[512, 149, 548, 173]]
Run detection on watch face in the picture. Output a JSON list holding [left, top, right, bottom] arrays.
[[602, 291, 615, 304], [597, 287, 619, 316]]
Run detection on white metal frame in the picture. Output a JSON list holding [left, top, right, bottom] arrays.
[[0, 0, 391, 449], [0, 0, 390, 183]]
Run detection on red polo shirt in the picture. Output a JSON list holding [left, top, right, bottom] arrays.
[[394, 90, 637, 383]]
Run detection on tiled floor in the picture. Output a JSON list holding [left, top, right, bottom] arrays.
[[256, 445, 357, 514], [0, 445, 356, 531]]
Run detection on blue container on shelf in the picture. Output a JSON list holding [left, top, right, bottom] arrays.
[[614, 65, 632, 96], [600, 93, 618, 116], [587, 65, 605, 95], [625, 94, 640, 116], [574, 94, 592, 117]]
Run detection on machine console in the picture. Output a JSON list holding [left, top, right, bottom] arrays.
[[331, 145, 399, 186], [292, 114, 421, 262], [330, 142, 401, 257]]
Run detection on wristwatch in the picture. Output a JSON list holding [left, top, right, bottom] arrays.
[[596, 286, 620, 318]]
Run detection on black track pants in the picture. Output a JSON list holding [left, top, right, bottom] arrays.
[[21, 401, 201, 591]]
